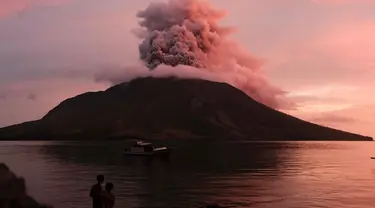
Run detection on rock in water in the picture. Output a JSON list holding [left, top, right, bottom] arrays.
[[0, 163, 53, 208]]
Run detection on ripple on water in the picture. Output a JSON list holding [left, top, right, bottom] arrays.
[[1, 141, 375, 208]]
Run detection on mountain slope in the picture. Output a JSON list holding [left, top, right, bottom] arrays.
[[0, 77, 372, 141]]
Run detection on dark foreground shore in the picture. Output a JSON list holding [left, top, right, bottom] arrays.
[[0, 163, 53, 208]]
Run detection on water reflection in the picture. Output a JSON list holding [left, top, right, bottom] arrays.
[[3, 141, 373, 208], [36, 140, 291, 207]]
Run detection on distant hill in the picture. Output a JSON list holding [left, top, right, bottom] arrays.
[[0, 77, 372, 141]]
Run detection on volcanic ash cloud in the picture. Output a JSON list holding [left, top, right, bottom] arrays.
[[132, 0, 294, 109], [96, 0, 294, 110]]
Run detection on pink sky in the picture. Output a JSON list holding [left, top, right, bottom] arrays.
[[0, 0, 374, 138]]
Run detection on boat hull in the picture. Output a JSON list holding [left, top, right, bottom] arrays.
[[123, 149, 172, 157]]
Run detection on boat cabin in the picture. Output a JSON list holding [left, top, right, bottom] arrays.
[[126, 141, 156, 153], [124, 140, 171, 156]]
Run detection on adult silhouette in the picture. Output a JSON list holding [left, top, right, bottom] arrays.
[[90, 175, 104, 208]]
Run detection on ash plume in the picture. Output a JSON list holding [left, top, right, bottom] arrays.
[[95, 0, 294, 110], [131, 0, 294, 109], [95, 65, 220, 85], [135, 0, 232, 69]]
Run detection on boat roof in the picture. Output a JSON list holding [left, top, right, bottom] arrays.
[[134, 141, 152, 146]]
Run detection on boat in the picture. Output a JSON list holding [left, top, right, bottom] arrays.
[[123, 140, 172, 156]]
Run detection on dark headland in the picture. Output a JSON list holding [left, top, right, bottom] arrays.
[[0, 163, 53, 208], [0, 77, 372, 141]]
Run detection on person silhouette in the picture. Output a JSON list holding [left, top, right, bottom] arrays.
[[103, 182, 115, 208], [90, 175, 104, 208]]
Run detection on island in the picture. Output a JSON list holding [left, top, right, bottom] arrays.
[[0, 77, 372, 141]]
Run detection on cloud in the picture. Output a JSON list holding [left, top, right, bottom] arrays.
[[94, 64, 220, 85], [94, 63, 296, 110], [287, 84, 359, 99], [0, 88, 38, 101], [283, 83, 363, 114], [311, 114, 357, 124], [288, 95, 347, 104], [0, 0, 69, 18], [27, 92, 37, 101], [315, 21, 375, 68], [0, 77, 106, 127], [287, 104, 375, 137], [0, 93, 6, 100], [311, 0, 375, 5]]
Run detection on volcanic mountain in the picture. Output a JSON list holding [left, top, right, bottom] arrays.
[[0, 77, 372, 141]]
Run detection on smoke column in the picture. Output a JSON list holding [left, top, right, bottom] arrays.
[[136, 0, 233, 69], [131, 0, 293, 109]]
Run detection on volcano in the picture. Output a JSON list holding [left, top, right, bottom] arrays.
[[0, 77, 372, 141]]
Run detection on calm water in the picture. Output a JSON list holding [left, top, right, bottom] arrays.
[[1, 140, 375, 208]]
